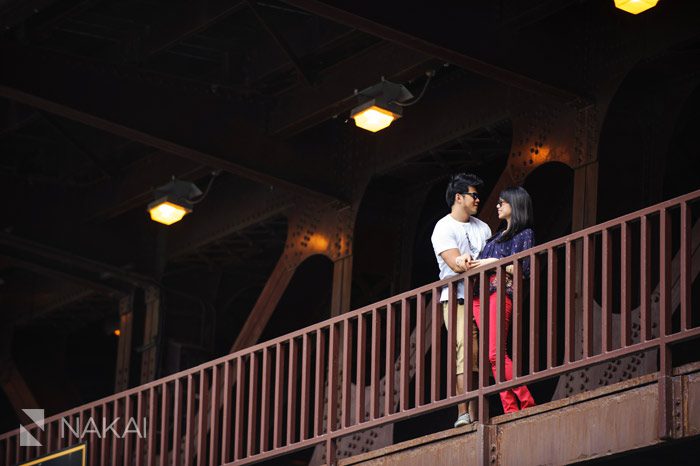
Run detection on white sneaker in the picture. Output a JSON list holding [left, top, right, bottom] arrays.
[[454, 412, 472, 427]]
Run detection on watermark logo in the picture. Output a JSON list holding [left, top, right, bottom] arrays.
[[20, 409, 44, 447], [19, 409, 148, 447]]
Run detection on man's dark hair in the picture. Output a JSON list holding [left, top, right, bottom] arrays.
[[445, 173, 484, 208], [496, 186, 534, 242]]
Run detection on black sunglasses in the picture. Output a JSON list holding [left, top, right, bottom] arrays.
[[462, 192, 480, 200]]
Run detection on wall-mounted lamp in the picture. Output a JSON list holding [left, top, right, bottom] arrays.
[[350, 80, 413, 132], [614, 0, 658, 14], [147, 171, 220, 225]]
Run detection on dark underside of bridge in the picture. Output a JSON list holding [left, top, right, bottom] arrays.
[[1, 0, 700, 464]]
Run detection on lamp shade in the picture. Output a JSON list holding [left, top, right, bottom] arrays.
[[147, 179, 201, 225], [351, 102, 401, 132], [148, 198, 191, 225], [614, 0, 658, 14]]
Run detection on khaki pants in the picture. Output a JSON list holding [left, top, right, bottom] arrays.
[[442, 301, 479, 375]]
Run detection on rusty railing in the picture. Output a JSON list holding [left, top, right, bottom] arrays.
[[2, 188, 699, 465]]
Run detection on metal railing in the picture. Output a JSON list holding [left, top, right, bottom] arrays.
[[2, 188, 700, 465]]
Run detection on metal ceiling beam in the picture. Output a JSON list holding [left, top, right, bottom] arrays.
[[270, 41, 434, 136], [282, 0, 587, 105], [0, 42, 342, 203], [142, 0, 247, 57]]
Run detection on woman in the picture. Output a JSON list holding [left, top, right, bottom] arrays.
[[469, 186, 536, 413]]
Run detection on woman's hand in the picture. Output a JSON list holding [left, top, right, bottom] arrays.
[[454, 253, 472, 270]]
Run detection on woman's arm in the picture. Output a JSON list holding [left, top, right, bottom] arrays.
[[513, 229, 535, 277]]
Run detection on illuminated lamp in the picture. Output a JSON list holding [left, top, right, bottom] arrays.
[[350, 80, 413, 133], [147, 179, 201, 225], [614, 0, 658, 15]]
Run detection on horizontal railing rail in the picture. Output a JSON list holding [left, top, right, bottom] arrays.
[[2, 188, 700, 466]]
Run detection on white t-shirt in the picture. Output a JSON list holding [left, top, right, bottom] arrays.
[[431, 214, 492, 301]]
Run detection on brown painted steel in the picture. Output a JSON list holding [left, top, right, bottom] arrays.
[[2, 188, 699, 466], [247, 353, 258, 456], [287, 339, 299, 444], [530, 253, 541, 373], [564, 241, 575, 363], [496, 266, 506, 383], [547, 248, 558, 367], [511, 262, 523, 378], [465, 278, 476, 390], [400, 298, 410, 412], [582, 236, 595, 358], [447, 282, 457, 396], [385, 304, 396, 415], [680, 202, 691, 331], [300, 334, 312, 439], [621, 223, 632, 347], [602, 230, 612, 352], [221, 362, 232, 463], [415, 294, 425, 406], [259, 350, 270, 453], [641, 216, 652, 341], [342, 320, 353, 426], [431, 289, 441, 403], [478, 271, 490, 423], [209, 366, 221, 465]]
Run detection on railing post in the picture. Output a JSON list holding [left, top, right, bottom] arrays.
[[478, 271, 490, 424]]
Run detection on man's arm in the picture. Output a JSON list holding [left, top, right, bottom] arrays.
[[440, 248, 470, 273]]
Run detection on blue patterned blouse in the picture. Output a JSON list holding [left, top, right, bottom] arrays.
[[475, 228, 535, 297]]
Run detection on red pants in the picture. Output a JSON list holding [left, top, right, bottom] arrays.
[[473, 293, 536, 413]]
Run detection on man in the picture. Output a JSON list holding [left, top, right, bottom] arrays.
[[431, 173, 492, 427]]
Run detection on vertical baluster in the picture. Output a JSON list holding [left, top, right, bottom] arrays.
[[415, 294, 426, 407], [100, 403, 110, 466], [621, 222, 632, 346], [135, 392, 144, 466], [564, 241, 576, 363], [287, 339, 298, 444], [197, 369, 209, 466], [602, 230, 612, 352], [209, 366, 220, 466], [640, 216, 651, 341], [342, 320, 353, 426], [274, 344, 285, 447], [247, 354, 259, 456], [172, 380, 182, 466], [431, 289, 441, 402], [680, 202, 691, 331], [47, 418, 55, 456], [328, 324, 340, 434], [464, 277, 476, 391], [478, 271, 490, 423], [447, 282, 457, 397], [547, 248, 558, 367], [111, 399, 121, 466], [90, 406, 99, 466], [160, 383, 171, 466], [530, 253, 541, 373], [221, 361, 233, 464], [385, 305, 395, 415], [234, 359, 245, 461], [147, 388, 156, 466], [495, 266, 506, 382], [124, 396, 132, 465], [300, 334, 312, 439], [660, 209, 671, 337], [400, 298, 410, 412], [356, 313, 367, 423], [583, 235, 594, 357], [511, 261, 523, 378], [314, 330, 326, 435], [259, 351, 271, 452], [370, 309, 381, 417], [184, 376, 195, 465]]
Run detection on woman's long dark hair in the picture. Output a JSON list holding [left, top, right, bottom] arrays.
[[494, 186, 534, 243]]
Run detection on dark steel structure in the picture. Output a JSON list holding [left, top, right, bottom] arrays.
[[2, 189, 699, 464], [1, 0, 700, 465]]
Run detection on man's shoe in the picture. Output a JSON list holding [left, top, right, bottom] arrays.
[[454, 412, 472, 427]]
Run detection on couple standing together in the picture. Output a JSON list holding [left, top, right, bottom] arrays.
[[431, 173, 536, 427]]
